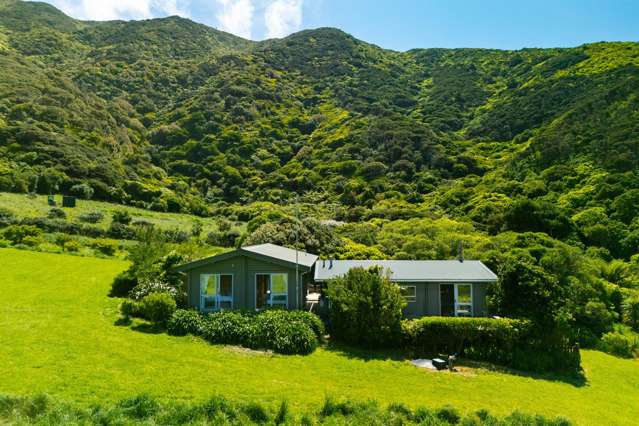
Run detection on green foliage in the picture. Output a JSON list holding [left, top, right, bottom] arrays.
[[90, 239, 117, 256], [111, 210, 132, 225], [326, 266, 405, 347], [139, 292, 176, 324], [77, 210, 104, 223], [110, 271, 138, 297], [622, 295, 639, 331], [166, 309, 202, 336], [120, 299, 142, 319], [598, 331, 639, 358], [47, 207, 66, 219], [2, 224, 41, 244]]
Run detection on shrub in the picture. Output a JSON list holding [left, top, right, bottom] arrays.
[[120, 299, 142, 319], [91, 239, 118, 256], [129, 281, 179, 301], [140, 292, 176, 324], [167, 309, 203, 336], [200, 311, 254, 345], [112, 210, 132, 225], [110, 272, 138, 297], [78, 211, 104, 224], [47, 208, 66, 219], [622, 296, 639, 331], [70, 183, 94, 200], [326, 266, 405, 347], [63, 240, 81, 252], [2, 224, 41, 244], [253, 310, 318, 355], [285, 310, 325, 341], [22, 235, 42, 247], [599, 331, 638, 358], [0, 207, 15, 226], [107, 222, 136, 240]]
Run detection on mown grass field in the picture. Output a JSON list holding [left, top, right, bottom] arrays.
[[0, 192, 245, 235], [1, 248, 638, 425]]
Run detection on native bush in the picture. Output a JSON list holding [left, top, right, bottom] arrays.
[[598, 331, 638, 358], [2, 224, 41, 244], [139, 292, 176, 324], [120, 299, 142, 319], [78, 211, 104, 224], [167, 309, 203, 336], [112, 210, 132, 225], [129, 280, 179, 301], [200, 311, 254, 345], [110, 271, 138, 297], [90, 239, 118, 256], [253, 310, 318, 355], [47, 208, 66, 219], [326, 266, 405, 347], [0, 208, 15, 226], [62, 240, 81, 252], [622, 295, 639, 331]]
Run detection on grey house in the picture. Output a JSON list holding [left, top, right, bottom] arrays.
[[175, 243, 497, 318]]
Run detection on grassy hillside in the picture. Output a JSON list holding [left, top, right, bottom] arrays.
[[0, 248, 638, 424]]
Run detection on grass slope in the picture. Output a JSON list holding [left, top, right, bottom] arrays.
[[0, 248, 638, 425]]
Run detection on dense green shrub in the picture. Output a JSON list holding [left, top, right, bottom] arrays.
[[598, 331, 638, 358], [112, 210, 132, 225], [200, 311, 254, 345], [622, 296, 639, 331], [21, 235, 42, 247], [129, 281, 179, 301], [0, 208, 15, 226], [120, 299, 142, 319], [110, 271, 138, 297], [326, 266, 405, 347], [62, 240, 80, 252], [139, 292, 176, 324], [47, 208, 66, 219], [253, 310, 318, 355], [107, 222, 136, 239], [401, 317, 581, 373], [287, 310, 326, 341], [2, 224, 41, 244], [78, 211, 104, 223], [90, 239, 118, 256], [167, 309, 203, 336]]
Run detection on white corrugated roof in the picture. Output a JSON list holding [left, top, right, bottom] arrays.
[[242, 243, 318, 268], [314, 259, 497, 282]]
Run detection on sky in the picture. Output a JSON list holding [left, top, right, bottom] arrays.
[[41, 0, 639, 50]]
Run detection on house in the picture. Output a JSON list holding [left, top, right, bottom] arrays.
[[174, 243, 498, 317]]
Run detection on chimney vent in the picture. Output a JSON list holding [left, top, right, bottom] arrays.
[[457, 241, 464, 263], [329, 259, 333, 269], [322, 259, 325, 268]]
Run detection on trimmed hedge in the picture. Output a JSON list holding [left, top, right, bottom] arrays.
[[167, 309, 203, 336], [170, 309, 322, 355], [402, 317, 581, 374], [120, 299, 143, 319]]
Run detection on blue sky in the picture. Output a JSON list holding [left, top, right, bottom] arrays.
[[43, 0, 639, 50]]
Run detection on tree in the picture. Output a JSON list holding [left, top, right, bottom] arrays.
[[326, 266, 405, 347]]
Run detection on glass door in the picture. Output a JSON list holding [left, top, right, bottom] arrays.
[[440, 284, 455, 316], [256, 274, 270, 309], [200, 274, 233, 311], [440, 283, 473, 316], [455, 284, 472, 317], [255, 273, 289, 309]]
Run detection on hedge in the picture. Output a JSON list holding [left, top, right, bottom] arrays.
[[402, 317, 581, 374], [169, 309, 322, 355]]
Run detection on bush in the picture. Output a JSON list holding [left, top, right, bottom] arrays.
[[167, 309, 203, 336], [129, 281, 179, 301], [326, 266, 405, 347], [401, 317, 581, 373], [47, 208, 66, 219], [63, 240, 81, 252], [70, 183, 94, 200], [112, 210, 132, 225], [107, 222, 136, 240], [2, 224, 41, 244], [599, 331, 638, 358], [22, 235, 42, 247], [110, 272, 138, 297], [285, 310, 326, 341], [200, 310, 255, 345], [622, 296, 639, 331], [120, 299, 142, 319], [91, 239, 118, 256], [140, 292, 176, 324], [0, 207, 15, 226], [78, 211, 104, 224]]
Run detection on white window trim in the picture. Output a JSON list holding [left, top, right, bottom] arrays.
[[400, 285, 417, 303], [439, 283, 474, 317], [254, 272, 289, 309], [200, 273, 234, 312]]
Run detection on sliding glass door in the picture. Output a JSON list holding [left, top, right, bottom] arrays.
[[200, 274, 233, 311], [255, 273, 289, 309], [440, 283, 473, 317]]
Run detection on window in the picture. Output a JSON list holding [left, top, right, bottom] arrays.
[[440, 283, 473, 317], [400, 285, 417, 303], [255, 273, 288, 309], [200, 274, 233, 311]]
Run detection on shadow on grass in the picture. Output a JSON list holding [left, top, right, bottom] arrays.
[[130, 322, 165, 334], [323, 341, 587, 387], [113, 317, 132, 326]]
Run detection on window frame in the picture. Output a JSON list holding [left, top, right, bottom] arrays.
[[254, 272, 289, 309], [399, 285, 417, 303], [438, 283, 473, 317], [199, 273, 234, 312]]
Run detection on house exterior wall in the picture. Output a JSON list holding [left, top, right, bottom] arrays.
[[185, 254, 304, 311], [398, 282, 490, 318]]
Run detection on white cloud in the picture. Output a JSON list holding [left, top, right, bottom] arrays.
[[264, 0, 302, 38], [215, 0, 254, 39], [47, 0, 190, 21]]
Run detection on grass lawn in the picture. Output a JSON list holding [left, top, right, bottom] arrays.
[[0, 192, 245, 235], [1, 248, 638, 425]]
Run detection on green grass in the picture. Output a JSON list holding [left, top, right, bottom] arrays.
[[0, 192, 245, 235], [0, 248, 638, 425]]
